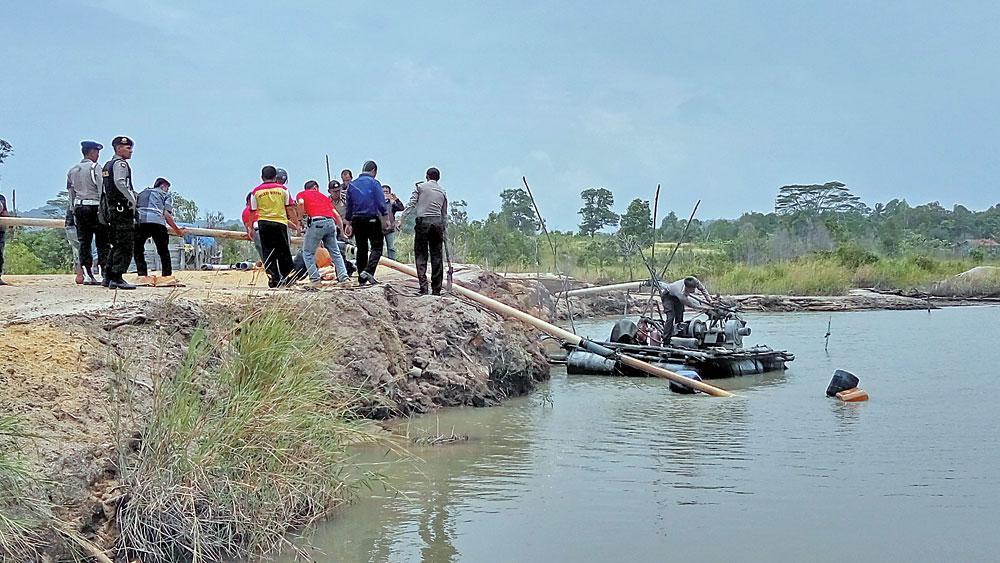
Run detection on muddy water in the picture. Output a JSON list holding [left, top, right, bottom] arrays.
[[290, 306, 1000, 562]]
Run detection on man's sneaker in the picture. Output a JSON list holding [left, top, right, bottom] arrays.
[[109, 280, 136, 290], [84, 276, 101, 286], [101, 277, 111, 287], [359, 272, 378, 285], [336, 278, 353, 288]]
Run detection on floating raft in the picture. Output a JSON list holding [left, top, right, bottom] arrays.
[[560, 341, 794, 380]]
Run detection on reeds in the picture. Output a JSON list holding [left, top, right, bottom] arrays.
[[115, 301, 391, 562], [0, 415, 51, 561]]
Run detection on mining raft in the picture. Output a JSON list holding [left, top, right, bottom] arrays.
[[549, 304, 794, 391]]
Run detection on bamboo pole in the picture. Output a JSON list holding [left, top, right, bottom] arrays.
[[377, 256, 733, 397]]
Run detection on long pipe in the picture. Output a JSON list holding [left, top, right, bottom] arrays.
[[559, 280, 648, 298], [377, 257, 732, 397], [0, 215, 731, 396], [0, 216, 305, 243]]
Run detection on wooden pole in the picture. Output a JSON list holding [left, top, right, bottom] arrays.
[[651, 183, 660, 261], [377, 256, 733, 397]]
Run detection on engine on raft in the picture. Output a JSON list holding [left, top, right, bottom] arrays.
[[562, 302, 795, 385]]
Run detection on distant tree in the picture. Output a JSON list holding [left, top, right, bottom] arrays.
[[449, 199, 469, 227], [775, 181, 868, 215], [0, 139, 12, 165], [203, 211, 225, 229], [42, 191, 72, 219], [172, 192, 199, 223], [578, 187, 618, 237], [499, 188, 538, 235], [658, 211, 682, 240], [617, 198, 652, 245]]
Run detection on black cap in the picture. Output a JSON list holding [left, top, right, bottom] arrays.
[[112, 136, 134, 147], [81, 140, 103, 152], [328, 180, 342, 191]]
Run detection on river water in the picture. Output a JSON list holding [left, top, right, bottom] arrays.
[[290, 306, 1000, 562]]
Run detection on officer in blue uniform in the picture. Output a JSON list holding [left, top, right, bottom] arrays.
[[101, 136, 138, 290]]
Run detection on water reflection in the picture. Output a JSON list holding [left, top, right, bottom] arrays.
[[286, 307, 1000, 563]]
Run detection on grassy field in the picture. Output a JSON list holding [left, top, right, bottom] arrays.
[[397, 234, 997, 296]]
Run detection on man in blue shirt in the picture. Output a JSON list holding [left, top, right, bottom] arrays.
[[345, 160, 388, 285], [133, 177, 185, 283]]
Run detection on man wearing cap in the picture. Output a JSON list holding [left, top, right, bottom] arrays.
[[296, 180, 350, 289], [100, 136, 138, 290], [134, 178, 185, 284], [67, 140, 107, 285], [345, 160, 388, 285], [399, 167, 449, 295]]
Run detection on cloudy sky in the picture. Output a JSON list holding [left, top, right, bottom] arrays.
[[2, 1, 998, 229]]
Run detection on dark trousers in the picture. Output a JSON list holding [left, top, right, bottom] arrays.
[[134, 223, 172, 276], [258, 220, 294, 287], [662, 294, 685, 344], [351, 217, 384, 278], [414, 217, 445, 294], [0, 231, 5, 276], [108, 211, 135, 281], [74, 205, 109, 271]]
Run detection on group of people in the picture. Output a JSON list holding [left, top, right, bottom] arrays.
[[0, 138, 453, 295], [61, 137, 185, 290], [240, 159, 451, 294]]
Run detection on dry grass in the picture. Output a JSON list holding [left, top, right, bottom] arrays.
[[0, 415, 52, 561], [114, 301, 396, 562]]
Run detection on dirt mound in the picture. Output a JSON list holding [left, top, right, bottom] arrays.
[[0, 278, 550, 557]]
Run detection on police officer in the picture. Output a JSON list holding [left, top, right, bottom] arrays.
[[67, 140, 107, 285], [101, 136, 138, 290]]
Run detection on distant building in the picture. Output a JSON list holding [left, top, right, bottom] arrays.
[[956, 238, 1000, 255]]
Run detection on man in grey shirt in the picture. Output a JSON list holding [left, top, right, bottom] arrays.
[[67, 140, 106, 285], [134, 177, 185, 282], [652, 276, 715, 345], [399, 167, 449, 295]]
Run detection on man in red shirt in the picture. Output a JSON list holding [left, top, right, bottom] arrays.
[[241, 192, 263, 262], [296, 179, 350, 288]]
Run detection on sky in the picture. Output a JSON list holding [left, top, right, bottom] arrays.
[[1, 1, 999, 230]]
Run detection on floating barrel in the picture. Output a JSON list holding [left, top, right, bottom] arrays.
[[668, 369, 704, 394], [826, 369, 860, 397], [565, 350, 616, 375], [610, 319, 639, 344]]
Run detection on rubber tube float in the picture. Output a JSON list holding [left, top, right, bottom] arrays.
[[377, 256, 733, 397]]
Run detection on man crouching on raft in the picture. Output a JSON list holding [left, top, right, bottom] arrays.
[[652, 276, 716, 346]]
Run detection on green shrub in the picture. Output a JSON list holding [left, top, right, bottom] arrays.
[[116, 303, 390, 562]]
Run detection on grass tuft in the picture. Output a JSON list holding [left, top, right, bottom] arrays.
[[116, 301, 392, 563]]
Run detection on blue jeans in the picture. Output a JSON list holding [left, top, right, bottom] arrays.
[[384, 230, 398, 260], [302, 217, 348, 282]]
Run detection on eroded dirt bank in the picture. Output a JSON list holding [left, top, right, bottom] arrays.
[[0, 270, 549, 560]]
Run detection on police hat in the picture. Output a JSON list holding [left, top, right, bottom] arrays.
[[112, 136, 134, 147], [81, 140, 103, 152]]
